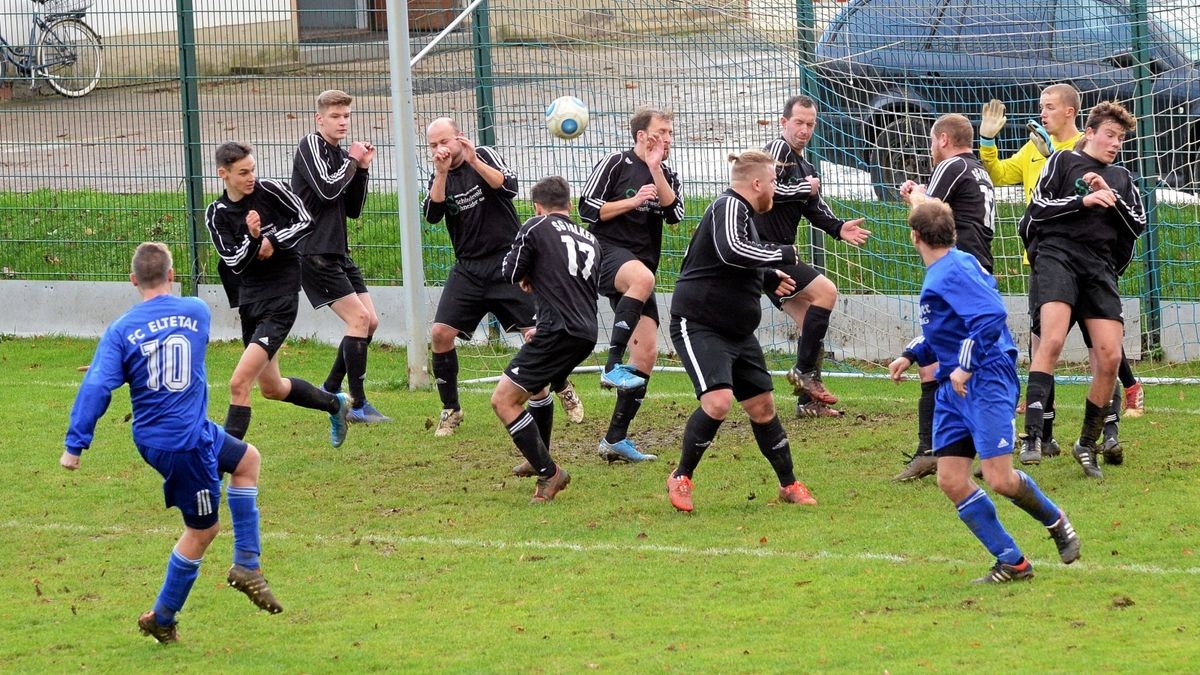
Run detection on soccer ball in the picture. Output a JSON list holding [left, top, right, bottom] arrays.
[[545, 96, 589, 140]]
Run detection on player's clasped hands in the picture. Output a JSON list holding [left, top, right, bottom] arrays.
[[432, 145, 453, 172]]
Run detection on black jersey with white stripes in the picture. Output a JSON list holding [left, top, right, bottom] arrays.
[[502, 213, 601, 340], [423, 146, 522, 260], [670, 190, 798, 338], [205, 178, 312, 307], [290, 132, 369, 256], [753, 138, 845, 246], [578, 149, 683, 270], [927, 153, 995, 273]]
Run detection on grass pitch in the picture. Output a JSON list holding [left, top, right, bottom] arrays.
[[2, 336, 1198, 671]]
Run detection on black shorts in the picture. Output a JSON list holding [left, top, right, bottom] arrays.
[[238, 293, 299, 359], [670, 315, 774, 400], [504, 331, 595, 393], [1031, 242, 1123, 324], [301, 253, 369, 309], [765, 260, 823, 309], [435, 256, 536, 340], [599, 244, 660, 325]]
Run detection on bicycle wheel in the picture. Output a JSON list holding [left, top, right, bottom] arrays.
[[37, 19, 102, 98]]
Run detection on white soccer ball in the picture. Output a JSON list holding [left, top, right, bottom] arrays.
[[545, 96, 589, 140]]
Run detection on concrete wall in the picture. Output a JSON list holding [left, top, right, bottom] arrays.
[[2, 281, 1170, 364]]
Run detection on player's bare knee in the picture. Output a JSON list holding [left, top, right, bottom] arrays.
[[259, 378, 288, 401], [936, 470, 970, 501], [187, 522, 221, 550], [984, 469, 1020, 497], [1038, 334, 1067, 360], [367, 313, 380, 335], [700, 390, 734, 420], [806, 276, 838, 308], [620, 264, 655, 300], [234, 444, 261, 481], [431, 324, 458, 352], [228, 374, 253, 400]]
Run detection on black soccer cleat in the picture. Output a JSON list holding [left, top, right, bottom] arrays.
[[1017, 433, 1042, 465], [1047, 511, 1081, 564], [892, 451, 937, 482], [1042, 437, 1062, 458], [227, 564, 284, 614], [1101, 437, 1124, 465], [1072, 442, 1104, 479], [137, 611, 179, 644], [972, 559, 1034, 584]]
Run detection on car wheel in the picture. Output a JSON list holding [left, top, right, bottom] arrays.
[[870, 115, 932, 201]]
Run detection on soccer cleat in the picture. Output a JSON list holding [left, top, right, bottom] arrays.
[[786, 367, 838, 404], [1101, 436, 1124, 465], [598, 438, 657, 463], [557, 380, 585, 424], [1047, 511, 1081, 564], [892, 452, 938, 482], [1072, 442, 1104, 479], [434, 408, 464, 437], [329, 392, 351, 448], [972, 559, 1034, 584], [667, 473, 694, 512], [1017, 433, 1042, 465], [512, 459, 535, 477], [530, 467, 571, 503], [600, 364, 646, 392], [349, 400, 393, 424], [1123, 381, 1145, 417], [137, 611, 179, 644], [796, 400, 844, 418], [1042, 438, 1062, 458], [779, 481, 818, 505], [227, 564, 284, 614]]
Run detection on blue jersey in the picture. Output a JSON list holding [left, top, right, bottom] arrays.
[[65, 294, 213, 455], [905, 248, 1017, 381]]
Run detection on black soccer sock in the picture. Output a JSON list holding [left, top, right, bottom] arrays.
[[1103, 382, 1121, 441], [224, 404, 252, 440], [506, 411, 555, 478], [796, 306, 832, 373], [917, 380, 937, 455], [341, 336, 370, 407], [284, 377, 340, 414], [1024, 371, 1053, 440], [751, 416, 797, 486], [604, 375, 648, 444], [1079, 398, 1108, 448], [1042, 380, 1056, 442], [528, 394, 554, 452], [606, 295, 644, 370], [675, 407, 723, 479], [323, 342, 346, 394], [431, 349, 460, 411], [1118, 350, 1137, 389]]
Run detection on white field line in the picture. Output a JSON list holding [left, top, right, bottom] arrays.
[[5, 519, 1198, 577], [16, 379, 1200, 415]]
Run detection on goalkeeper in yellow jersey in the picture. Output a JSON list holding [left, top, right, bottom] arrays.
[[979, 84, 1144, 467]]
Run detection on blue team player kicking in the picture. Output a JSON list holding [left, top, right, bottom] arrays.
[[61, 242, 283, 644], [888, 201, 1081, 583]]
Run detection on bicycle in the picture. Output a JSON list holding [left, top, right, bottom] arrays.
[[0, 0, 102, 98]]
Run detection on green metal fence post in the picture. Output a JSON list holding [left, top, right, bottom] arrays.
[[795, 0, 825, 274], [176, 0, 206, 296], [472, 0, 496, 147], [1130, 0, 1161, 353]]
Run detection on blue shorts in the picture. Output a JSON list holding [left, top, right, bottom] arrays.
[[138, 420, 245, 529], [932, 359, 1018, 460]]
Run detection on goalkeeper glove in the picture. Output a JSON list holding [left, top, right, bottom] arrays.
[[1027, 119, 1053, 157], [980, 99, 1007, 140]]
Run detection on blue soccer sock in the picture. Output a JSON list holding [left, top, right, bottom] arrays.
[[956, 488, 1023, 565], [1007, 470, 1061, 526], [152, 548, 202, 625], [227, 485, 261, 570]]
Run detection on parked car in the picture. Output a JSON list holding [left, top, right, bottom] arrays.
[[812, 0, 1200, 199]]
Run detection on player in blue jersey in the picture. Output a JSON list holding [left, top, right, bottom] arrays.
[[888, 201, 1080, 583], [61, 243, 283, 644]]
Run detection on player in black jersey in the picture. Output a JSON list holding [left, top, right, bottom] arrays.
[[894, 114, 996, 481], [493, 176, 601, 503], [292, 89, 391, 425], [424, 119, 584, 437], [756, 96, 870, 418], [1019, 101, 1145, 479], [666, 150, 818, 512], [579, 106, 684, 463], [206, 142, 352, 448]]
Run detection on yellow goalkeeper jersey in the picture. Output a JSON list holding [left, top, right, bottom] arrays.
[[979, 131, 1083, 203]]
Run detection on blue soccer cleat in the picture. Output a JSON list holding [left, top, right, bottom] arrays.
[[329, 392, 351, 448], [349, 400, 393, 424], [600, 364, 646, 391], [598, 438, 657, 463]]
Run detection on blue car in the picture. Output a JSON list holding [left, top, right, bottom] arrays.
[[812, 0, 1200, 198]]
